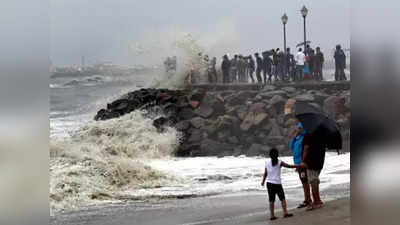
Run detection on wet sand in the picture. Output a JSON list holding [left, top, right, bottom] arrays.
[[51, 183, 349, 225]]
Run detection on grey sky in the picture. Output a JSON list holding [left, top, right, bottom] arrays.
[[51, 0, 349, 66]]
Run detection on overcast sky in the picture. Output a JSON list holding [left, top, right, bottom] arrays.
[[51, 0, 349, 66]]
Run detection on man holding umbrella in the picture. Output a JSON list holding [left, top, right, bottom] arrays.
[[293, 101, 342, 210], [301, 131, 326, 210]]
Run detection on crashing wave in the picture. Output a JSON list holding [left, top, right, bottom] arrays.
[[50, 110, 182, 213]]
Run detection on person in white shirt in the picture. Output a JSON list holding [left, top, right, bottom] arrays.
[[261, 148, 300, 220], [295, 48, 306, 81]]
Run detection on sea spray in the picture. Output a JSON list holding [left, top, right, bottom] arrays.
[[50, 110, 182, 213]]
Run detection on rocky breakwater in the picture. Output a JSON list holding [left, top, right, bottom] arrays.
[[94, 84, 350, 157]]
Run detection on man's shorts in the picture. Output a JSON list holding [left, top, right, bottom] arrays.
[[307, 169, 321, 186], [298, 168, 308, 183], [267, 182, 285, 203]]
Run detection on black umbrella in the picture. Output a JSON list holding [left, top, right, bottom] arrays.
[[296, 41, 311, 48], [295, 102, 342, 150]]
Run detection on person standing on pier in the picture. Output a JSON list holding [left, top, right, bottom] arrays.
[[248, 55, 255, 83], [255, 53, 263, 84], [295, 48, 306, 81], [262, 51, 272, 84], [334, 45, 346, 81], [314, 47, 324, 81], [221, 55, 231, 83], [230, 55, 238, 83], [272, 49, 279, 81], [286, 48, 295, 82]]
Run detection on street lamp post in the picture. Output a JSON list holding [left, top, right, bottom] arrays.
[[281, 13, 288, 54], [301, 5, 308, 55]]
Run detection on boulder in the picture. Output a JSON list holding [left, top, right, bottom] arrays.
[[295, 94, 315, 102], [190, 117, 207, 129], [200, 139, 234, 156], [240, 107, 269, 131], [263, 85, 276, 92], [233, 146, 244, 156], [225, 91, 257, 106], [187, 129, 204, 143], [189, 89, 206, 102], [265, 136, 285, 147], [257, 90, 287, 99], [194, 103, 214, 118], [236, 105, 248, 120], [179, 107, 196, 120], [268, 119, 282, 136], [284, 99, 296, 116], [284, 118, 297, 128], [176, 143, 201, 157], [270, 95, 287, 114], [323, 96, 347, 119], [282, 87, 296, 94], [227, 136, 239, 144], [175, 120, 191, 131], [248, 102, 267, 113]]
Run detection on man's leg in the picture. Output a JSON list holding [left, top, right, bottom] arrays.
[[307, 170, 323, 209], [298, 169, 311, 207]]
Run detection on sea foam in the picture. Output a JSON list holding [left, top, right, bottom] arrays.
[[50, 110, 181, 213]]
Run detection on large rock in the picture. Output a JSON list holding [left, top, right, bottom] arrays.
[[268, 118, 282, 136], [282, 87, 296, 94], [190, 117, 207, 129], [175, 120, 191, 131], [240, 103, 268, 131], [225, 91, 257, 106], [187, 129, 205, 143], [200, 139, 235, 156], [284, 99, 296, 116], [323, 96, 347, 119], [270, 95, 287, 114], [179, 107, 196, 120], [194, 104, 214, 118], [257, 90, 287, 99], [263, 85, 276, 92], [236, 105, 248, 120], [295, 94, 315, 102], [240, 112, 269, 131]]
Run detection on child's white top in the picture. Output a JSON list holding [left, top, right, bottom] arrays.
[[265, 159, 282, 184]]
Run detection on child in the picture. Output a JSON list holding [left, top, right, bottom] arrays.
[[261, 148, 299, 220]]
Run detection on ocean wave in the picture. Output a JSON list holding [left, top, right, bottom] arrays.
[[50, 110, 182, 213]]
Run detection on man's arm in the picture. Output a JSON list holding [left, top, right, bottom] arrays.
[[261, 168, 267, 186], [302, 144, 310, 168]]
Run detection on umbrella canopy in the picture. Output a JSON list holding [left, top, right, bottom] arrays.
[[296, 41, 311, 48], [295, 101, 342, 150]]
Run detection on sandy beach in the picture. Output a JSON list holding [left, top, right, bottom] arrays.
[[51, 184, 349, 225]]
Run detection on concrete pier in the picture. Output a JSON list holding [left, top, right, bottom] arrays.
[[188, 81, 350, 91]]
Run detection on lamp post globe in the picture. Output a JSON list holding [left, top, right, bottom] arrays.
[[301, 5, 308, 55], [281, 13, 288, 54], [301, 5, 308, 18], [281, 13, 288, 25]]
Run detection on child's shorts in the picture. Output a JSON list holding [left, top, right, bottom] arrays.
[[267, 182, 285, 203]]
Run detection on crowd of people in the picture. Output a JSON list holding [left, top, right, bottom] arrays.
[[221, 44, 347, 84], [169, 44, 347, 85]]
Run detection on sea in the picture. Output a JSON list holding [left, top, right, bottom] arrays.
[[49, 67, 350, 213]]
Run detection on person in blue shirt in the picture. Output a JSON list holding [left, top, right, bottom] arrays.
[[290, 121, 312, 208]]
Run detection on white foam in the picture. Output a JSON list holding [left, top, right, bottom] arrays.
[[123, 152, 350, 198], [50, 110, 181, 213]]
